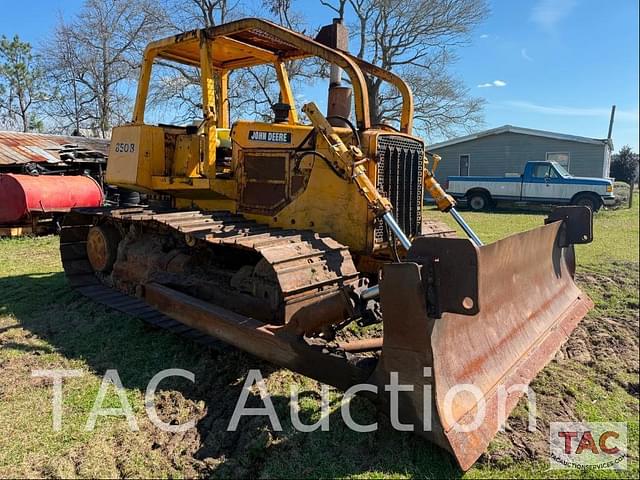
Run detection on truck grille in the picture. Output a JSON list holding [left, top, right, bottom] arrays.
[[375, 135, 424, 243]]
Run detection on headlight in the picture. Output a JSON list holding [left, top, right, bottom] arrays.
[[606, 184, 613, 192]]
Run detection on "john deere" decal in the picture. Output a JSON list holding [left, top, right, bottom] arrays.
[[248, 130, 292, 144]]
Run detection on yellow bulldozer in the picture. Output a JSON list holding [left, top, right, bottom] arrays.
[[59, 18, 594, 470]]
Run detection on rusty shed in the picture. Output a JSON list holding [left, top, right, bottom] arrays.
[[0, 130, 109, 174]]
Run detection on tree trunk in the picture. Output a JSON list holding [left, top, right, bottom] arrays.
[[101, 36, 110, 138], [365, 76, 382, 126], [17, 90, 28, 132], [628, 182, 634, 208]]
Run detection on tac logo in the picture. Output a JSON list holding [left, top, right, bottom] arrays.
[[549, 422, 627, 470]]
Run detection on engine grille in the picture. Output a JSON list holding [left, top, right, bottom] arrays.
[[375, 135, 424, 243]]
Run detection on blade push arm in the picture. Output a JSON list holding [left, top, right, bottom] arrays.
[[302, 102, 482, 249], [424, 152, 456, 212], [302, 102, 412, 248], [423, 152, 483, 246], [301, 102, 392, 216]]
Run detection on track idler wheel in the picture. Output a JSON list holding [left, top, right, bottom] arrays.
[[86, 224, 121, 273]]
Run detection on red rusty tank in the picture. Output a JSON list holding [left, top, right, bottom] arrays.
[[0, 173, 104, 224]]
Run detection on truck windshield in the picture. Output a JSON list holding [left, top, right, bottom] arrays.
[[551, 162, 571, 177]]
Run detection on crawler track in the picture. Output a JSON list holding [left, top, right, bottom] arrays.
[[60, 207, 360, 331], [60, 207, 457, 343]]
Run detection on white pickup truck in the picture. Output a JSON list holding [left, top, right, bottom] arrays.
[[447, 161, 615, 211]]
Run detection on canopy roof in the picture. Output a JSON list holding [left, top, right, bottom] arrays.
[[139, 18, 415, 133], [150, 18, 319, 69]]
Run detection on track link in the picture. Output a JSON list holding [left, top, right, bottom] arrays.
[[60, 207, 360, 333]]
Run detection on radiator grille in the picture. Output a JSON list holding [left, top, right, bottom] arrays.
[[375, 135, 424, 243]]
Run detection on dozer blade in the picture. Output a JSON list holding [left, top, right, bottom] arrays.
[[371, 215, 593, 470]]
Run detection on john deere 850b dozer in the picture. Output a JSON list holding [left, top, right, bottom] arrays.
[[60, 19, 594, 469]]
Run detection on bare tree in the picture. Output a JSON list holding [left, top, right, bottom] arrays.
[[264, 0, 296, 28], [321, 0, 487, 139], [153, 0, 315, 124], [39, 18, 96, 135], [147, 0, 236, 123], [164, 0, 240, 31], [42, 0, 168, 137], [0, 35, 46, 132]]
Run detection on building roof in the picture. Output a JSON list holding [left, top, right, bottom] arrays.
[[428, 125, 611, 150], [0, 131, 109, 166]]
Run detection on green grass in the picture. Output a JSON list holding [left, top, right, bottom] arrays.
[[430, 198, 639, 267], [0, 198, 638, 478]]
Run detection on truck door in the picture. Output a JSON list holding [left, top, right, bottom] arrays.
[[522, 163, 564, 202]]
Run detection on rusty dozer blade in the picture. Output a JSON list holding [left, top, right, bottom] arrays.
[[370, 208, 594, 470]]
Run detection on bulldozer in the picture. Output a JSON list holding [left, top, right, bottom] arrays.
[[59, 18, 594, 470]]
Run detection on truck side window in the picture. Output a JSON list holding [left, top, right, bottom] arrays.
[[531, 164, 550, 178]]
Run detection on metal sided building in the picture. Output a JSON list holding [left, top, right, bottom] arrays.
[[0, 131, 109, 171], [428, 125, 612, 183]]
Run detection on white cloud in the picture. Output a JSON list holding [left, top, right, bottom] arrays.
[[504, 101, 639, 121], [531, 0, 577, 30], [521, 48, 534, 62], [480, 34, 489, 39], [478, 80, 507, 88]]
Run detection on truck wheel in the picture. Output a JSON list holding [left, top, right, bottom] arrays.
[[468, 192, 490, 211], [572, 193, 601, 212]]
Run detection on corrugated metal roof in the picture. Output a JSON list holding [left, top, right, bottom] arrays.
[[0, 131, 109, 165], [429, 125, 611, 150]]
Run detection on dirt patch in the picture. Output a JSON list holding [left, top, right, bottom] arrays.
[[478, 261, 640, 468], [128, 352, 288, 478], [0, 329, 58, 399], [573, 262, 640, 387]]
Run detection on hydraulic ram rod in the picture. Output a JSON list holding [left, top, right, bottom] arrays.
[[382, 212, 412, 250], [387, 206, 483, 248], [361, 209, 482, 301], [301, 101, 484, 299], [450, 208, 483, 247], [361, 213, 413, 301], [422, 153, 483, 247]]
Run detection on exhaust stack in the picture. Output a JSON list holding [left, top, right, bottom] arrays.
[[316, 18, 352, 126]]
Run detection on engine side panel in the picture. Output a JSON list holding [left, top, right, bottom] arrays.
[[106, 120, 426, 256]]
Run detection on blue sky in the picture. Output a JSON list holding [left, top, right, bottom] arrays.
[[457, 0, 640, 152], [1, 0, 638, 151]]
